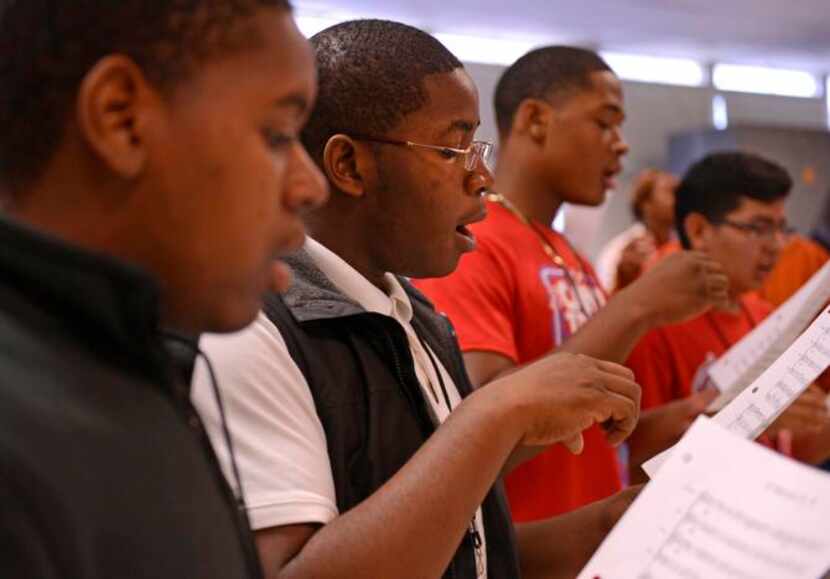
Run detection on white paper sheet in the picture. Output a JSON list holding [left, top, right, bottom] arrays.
[[643, 306, 830, 477], [707, 261, 830, 411], [579, 417, 830, 579]]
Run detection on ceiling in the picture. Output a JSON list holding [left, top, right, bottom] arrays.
[[294, 0, 830, 74]]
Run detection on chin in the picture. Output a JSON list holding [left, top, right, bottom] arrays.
[[207, 298, 262, 335], [566, 188, 606, 207], [407, 256, 460, 281]]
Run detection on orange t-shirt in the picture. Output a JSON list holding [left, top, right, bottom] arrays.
[[414, 201, 620, 521], [626, 293, 774, 409], [760, 236, 829, 307], [643, 238, 681, 272]]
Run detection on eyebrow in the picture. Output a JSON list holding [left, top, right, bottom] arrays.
[[273, 93, 309, 115], [440, 119, 480, 137], [600, 103, 626, 119]]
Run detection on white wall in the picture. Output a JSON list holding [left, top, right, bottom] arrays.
[[463, 62, 830, 261]]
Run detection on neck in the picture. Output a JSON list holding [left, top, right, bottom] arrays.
[[645, 218, 672, 245], [307, 221, 390, 293], [493, 146, 563, 227]]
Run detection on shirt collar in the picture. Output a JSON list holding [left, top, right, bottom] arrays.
[[303, 237, 413, 323], [0, 215, 172, 381]]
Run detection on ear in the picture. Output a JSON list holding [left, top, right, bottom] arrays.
[[683, 212, 713, 251], [512, 98, 552, 145], [322, 135, 368, 198], [75, 55, 154, 179]]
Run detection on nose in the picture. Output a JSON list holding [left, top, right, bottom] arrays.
[[465, 154, 495, 197], [613, 127, 630, 158], [285, 142, 329, 213], [770, 228, 790, 252]]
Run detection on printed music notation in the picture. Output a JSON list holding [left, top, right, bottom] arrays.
[[707, 261, 830, 410], [644, 307, 830, 477], [578, 418, 830, 579], [714, 313, 830, 440]]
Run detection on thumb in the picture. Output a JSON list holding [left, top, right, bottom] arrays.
[[690, 387, 719, 413], [562, 433, 584, 455], [775, 429, 794, 457]]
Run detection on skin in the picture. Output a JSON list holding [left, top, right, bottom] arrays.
[[306, 69, 490, 287], [6, 8, 327, 336], [256, 68, 642, 579], [494, 71, 629, 229], [684, 197, 787, 298]]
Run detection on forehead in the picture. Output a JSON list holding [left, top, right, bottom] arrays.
[[393, 69, 481, 138], [729, 196, 787, 219], [170, 9, 316, 115], [559, 70, 625, 115]]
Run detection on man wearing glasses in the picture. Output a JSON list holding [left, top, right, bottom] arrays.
[[626, 151, 830, 472], [193, 19, 645, 579]]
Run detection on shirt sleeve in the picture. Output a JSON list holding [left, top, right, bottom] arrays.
[[414, 240, 519, 363], [192, 312, 338, 531], [626, 329, 677, 410]]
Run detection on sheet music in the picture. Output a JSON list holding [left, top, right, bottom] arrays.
[[643, 306, 830, 478], [579, 417, 830, 579], [713, 305, 830, 439], [707, 261, 830, 411]]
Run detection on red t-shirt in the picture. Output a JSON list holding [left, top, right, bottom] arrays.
[[414, 201, 620, 521], [626, 293, 774, 410]]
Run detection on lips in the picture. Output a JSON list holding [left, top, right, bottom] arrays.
[[456, 209, 487, 236], [603, 165, 622, 191], [456, 224, 475, 241], [454, 208, 487, 249]]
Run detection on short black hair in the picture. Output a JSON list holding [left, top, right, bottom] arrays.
[[494, 46, 612, 139], [675, 151, 793, 248], [301, 19, 463, 161], [0, 0, 291, 191]]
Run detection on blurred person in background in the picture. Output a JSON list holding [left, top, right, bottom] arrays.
[[626, 151, 830, 479], [596, 168, 679, 292]]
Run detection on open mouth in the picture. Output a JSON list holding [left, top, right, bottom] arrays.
[[603, 167, 621, 190], [456, 224, 475, 241]]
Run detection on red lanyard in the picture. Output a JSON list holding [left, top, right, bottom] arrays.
[[703, 300, 759, 352]]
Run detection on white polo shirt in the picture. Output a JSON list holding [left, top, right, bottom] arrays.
[[192, 237, 487, 576]]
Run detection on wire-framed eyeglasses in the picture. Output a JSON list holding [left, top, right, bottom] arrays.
[[713, 218, 795, 241], [349, 134, 495, 172]]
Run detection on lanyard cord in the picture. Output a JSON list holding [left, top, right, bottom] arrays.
[[415, 332, 453, 411], [415, 333, 485, 577], [161, 330, 248, 514], [488, 193, 602, 320], [703, 300, 759, 352]]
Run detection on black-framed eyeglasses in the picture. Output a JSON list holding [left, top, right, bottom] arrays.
[[348, 134, 495, 172], [713, 218, 795, 240]]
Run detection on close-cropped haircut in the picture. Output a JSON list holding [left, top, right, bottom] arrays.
[[300, 19, 463, 161], [675, 151, 793, 249], [0, 0, 291, 191], [494, 46, 612, 139]]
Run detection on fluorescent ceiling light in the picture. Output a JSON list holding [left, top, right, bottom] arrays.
[[599, 52, 706, 87], [712, 63, 820, 98], [711, 94, 729, 130], [433, 33, 538, 66], [826, 77, 830, 130]]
